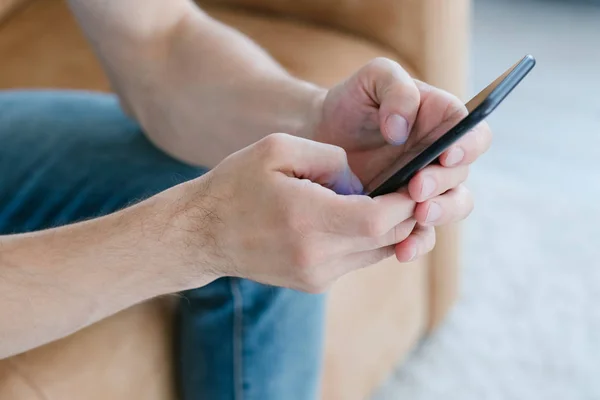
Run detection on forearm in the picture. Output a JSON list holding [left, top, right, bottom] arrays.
[[67, 0, 325, 167], [146, 12, 325, 167], [0, 190, 208, 359]]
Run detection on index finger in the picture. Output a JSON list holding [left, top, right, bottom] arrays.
[[356, 58, 421, 145], [321, 190, 416, 238]]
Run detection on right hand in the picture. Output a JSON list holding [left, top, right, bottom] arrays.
[[170, 133, 434, 293]]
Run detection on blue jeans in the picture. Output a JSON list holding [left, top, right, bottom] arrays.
[[0, 91, 325, 400]]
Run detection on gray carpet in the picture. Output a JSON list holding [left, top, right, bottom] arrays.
[[373, 0, 600, 399]]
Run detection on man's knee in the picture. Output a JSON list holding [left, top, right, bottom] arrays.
[[0, 91, 208, 232]]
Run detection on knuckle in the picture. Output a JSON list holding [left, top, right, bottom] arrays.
[[457, 184, 472, 202], [324, 199, 347, 232], [399, 81, 421, 106], [443, 98, 468, 122], [368, 57, 399, 72], [361, 211, 388, 238], [257, 132, 289, 157], [458, 165, 470, 183], [384, 245, 396, 260], [291, 246, 311, 269], [371, 246, 396, 266], [366, 58, 419, 102], [384, 246, 396, 262], [464, 188, 475, 215], [330, 145, 349, 169], [452, 185, 474, 218], [290, 242, 320, 270], [394, 221, 415, 243], [333, 145, 348, 161]]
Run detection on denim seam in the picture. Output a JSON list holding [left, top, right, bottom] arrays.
[[230, 278, 244, 400]]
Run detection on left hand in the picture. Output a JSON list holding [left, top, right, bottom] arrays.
[[307, 58, 493, 261]]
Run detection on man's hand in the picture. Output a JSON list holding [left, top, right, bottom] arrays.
[[305, 58, 492, 258], [310, 58, 492, 185], [168, 133, 424, 293]]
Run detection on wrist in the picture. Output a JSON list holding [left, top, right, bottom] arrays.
[[295, 84, 327, 141], [123, 181, 223, 293], [0, 179, 217, 355], [0, 193, 210, 334]]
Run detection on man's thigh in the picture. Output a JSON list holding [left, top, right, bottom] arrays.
[[0, 91, 325, 400]]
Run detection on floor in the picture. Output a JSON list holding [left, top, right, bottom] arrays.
[[373, 0, 600, 399]]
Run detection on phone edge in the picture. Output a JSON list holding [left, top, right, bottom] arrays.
[[367, 55, 537, 198]]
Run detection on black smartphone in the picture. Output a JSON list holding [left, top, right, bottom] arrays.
[[366, 54, 536, 198]]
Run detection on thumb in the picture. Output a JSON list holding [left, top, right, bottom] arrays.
[[357, 58, 421, 145], [262, 133, 363, 195]]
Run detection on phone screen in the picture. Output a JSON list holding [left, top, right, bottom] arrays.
[[365, 56, 534, 197]]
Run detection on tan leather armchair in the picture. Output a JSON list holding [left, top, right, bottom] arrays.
[[0, 0, 470, 399]]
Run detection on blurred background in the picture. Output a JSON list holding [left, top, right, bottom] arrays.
[[374, 0, 600, 398]]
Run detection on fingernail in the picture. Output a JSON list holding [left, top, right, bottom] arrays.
[[446, 147, 465, 166], [386, 114, 409, 145], [426, 202, 442, 224], [421, 176, 436, 198], [408, 245, 417, 261], [350, 173, 364, 195]]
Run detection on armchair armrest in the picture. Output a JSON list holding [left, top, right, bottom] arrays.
[[204, 0, 470, 96], [0, 0, 30, 23]]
